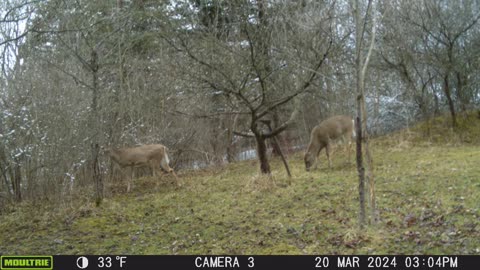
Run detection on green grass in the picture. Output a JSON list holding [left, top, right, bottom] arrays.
[[1, 114, 479, 255]]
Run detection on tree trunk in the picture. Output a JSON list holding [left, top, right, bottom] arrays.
[[0, 147, 12, 198], [271, 135, 291, 179], [13, 162, 22, 202], [263, 120, 292, 179], [355, 116, 366, 227], [92, 143, 102, 206], [270, 110, 286, 157], [226, 115, 238, 163], [443, 74, 457, 128], [433, 90, 440, 117], [91, 48, 103, 205], [210, 117, 221, 165], [254, 133, 271, 174], [456, 71, 468, 113], [353, 0, 374, 227]]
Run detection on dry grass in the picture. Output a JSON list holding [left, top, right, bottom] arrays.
[[0, 113, 479, 255]]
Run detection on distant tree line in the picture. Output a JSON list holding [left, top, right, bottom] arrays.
[[0, 0, 479, 206]]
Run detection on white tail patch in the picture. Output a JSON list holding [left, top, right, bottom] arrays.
[[351, 119, 357, 138], [165, 151, 170, 165]]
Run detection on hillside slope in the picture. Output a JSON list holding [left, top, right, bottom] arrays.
[[1, 115, 479, 255]]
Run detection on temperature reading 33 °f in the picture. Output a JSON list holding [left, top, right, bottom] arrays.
[[97, 256, 127, 268]]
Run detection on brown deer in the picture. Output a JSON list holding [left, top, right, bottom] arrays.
[[304, 115, 355, 171], [106, 144, 180, 191]]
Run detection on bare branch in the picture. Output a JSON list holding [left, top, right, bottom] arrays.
[[256, 39, 333, 120], [38, 56, 94, 91], [168, 110, 248, 119], [233, 130, 255, 138], [0, 31, 28, 46], [1, 0, 39, 23], [263, 97, 300, 139]]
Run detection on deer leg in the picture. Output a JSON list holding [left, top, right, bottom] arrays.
[[314, 147, 322, 170], [326, 143, 332, 168], [149, 160, 158, 178], [150, 162, 162, 189], [127, 167, 133, 192]]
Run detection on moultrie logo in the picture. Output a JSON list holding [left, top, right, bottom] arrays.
[[0, 256, 53, 270]]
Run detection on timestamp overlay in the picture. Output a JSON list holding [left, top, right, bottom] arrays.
[[4, 255, 474, 270]]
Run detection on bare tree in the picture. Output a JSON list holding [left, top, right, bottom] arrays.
[[389, 0, 480, 128], [353, 0, 377, 227], [165, 1, 335, 176]]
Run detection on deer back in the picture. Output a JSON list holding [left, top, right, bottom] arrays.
[[108, 144, 167, 168], [312, 115, 353, 146]]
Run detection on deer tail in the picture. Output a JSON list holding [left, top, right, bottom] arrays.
[[164, 147, 170, 165], [351, 119, 357, 139]]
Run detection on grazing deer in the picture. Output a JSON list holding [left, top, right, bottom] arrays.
[[304, 115, 356, 171], [106, 144, 180, 192]]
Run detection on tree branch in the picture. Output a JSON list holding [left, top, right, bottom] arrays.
[[39, 56, 94, 91], [168, 110, 248, 119], [0, 31, 28, 46], [263, 97, 301, 139], [256, 39, 333, 120], [233, 130, 255, 138]]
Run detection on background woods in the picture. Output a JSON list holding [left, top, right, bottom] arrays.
[[1, 0, 479, 208]]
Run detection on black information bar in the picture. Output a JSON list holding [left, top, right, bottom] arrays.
[[41, 255, 478, 270]]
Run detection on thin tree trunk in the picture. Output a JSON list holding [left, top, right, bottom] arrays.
[[456, 71, 468, 113], [272, 136, 291, 179], [13, 162, 22, 202], [355, 116, 366, 227], [264, 120, 292, 179], [0, 146, 12, 198], [444, 74, 457, 128], [226, 115, 238, 163], [354, 0, 372, 227], [92, 143, 102, 206], [365, 142, 376, 222], [270, 111, 283, 157], [433, 90, 440, 117], [360, 1, 377, 224], [91, 49, 103, 205]]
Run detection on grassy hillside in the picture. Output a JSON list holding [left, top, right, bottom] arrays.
[[1, 114, 479, 255]]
